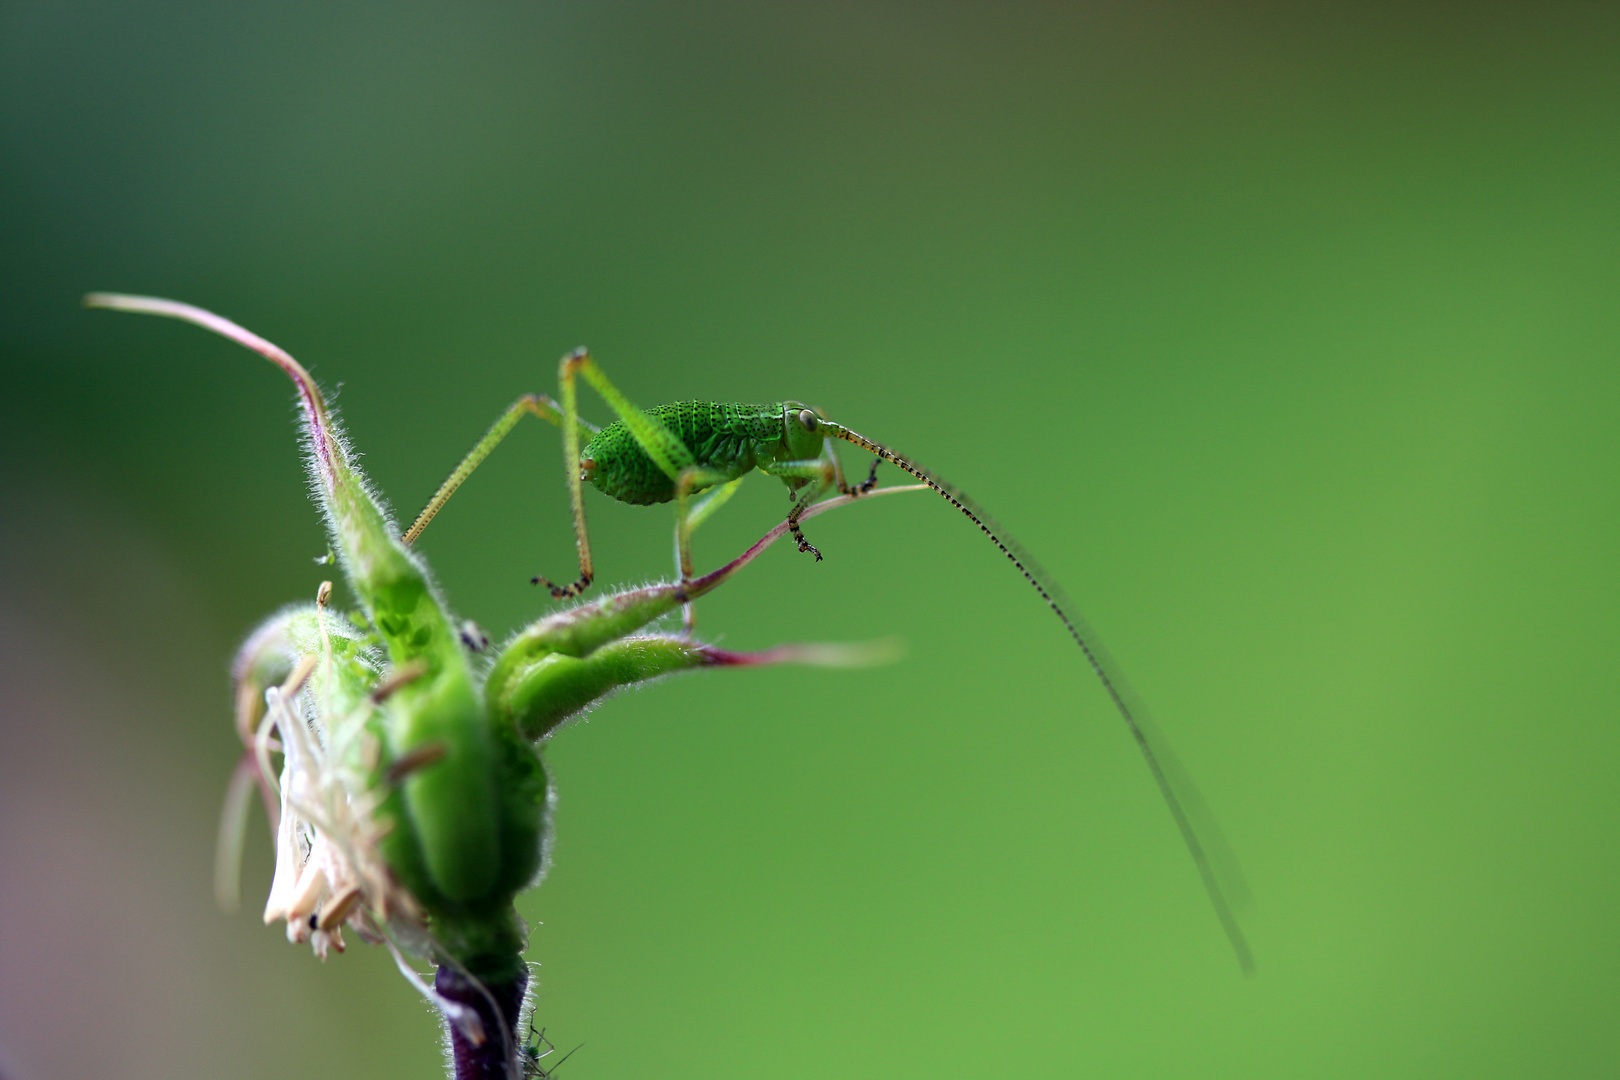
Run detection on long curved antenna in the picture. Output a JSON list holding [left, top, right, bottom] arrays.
[[822, 418, 1253, 975]]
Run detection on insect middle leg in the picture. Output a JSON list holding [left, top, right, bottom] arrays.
[[673, 471, 742, 634]]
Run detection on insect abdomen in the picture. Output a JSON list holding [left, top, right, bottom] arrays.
[[583, 401, 783, 505]]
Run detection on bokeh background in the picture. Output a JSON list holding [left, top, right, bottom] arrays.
[[3, 3, 1618, 1077]]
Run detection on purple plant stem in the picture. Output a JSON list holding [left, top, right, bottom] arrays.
[[435, 965, 529, 1080]]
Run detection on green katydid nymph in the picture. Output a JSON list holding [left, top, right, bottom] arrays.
[[401, 345, 1255, 974], [84, 290, 1253, 1080]]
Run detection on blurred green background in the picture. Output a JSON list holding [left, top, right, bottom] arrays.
[[3, 3, 1618, 1077]]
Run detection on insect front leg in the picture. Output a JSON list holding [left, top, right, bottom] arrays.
[[763, 457, 841, 560], [841, 455, 881, 498], [820, 432, 881, 498]]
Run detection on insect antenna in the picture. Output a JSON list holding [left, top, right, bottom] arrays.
[[821, 418, 1254, 974]]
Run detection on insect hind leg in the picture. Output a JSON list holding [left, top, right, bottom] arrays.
[[534, 347, 700, 599], [403, 394, 600, 548]]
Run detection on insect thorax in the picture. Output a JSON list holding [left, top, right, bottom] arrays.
[[582, 401, 786, 505]]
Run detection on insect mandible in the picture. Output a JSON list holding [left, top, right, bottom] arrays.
[[401, 346, 1255, 973]]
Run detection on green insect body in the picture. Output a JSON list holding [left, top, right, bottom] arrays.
[[581, 400, 822, 505]]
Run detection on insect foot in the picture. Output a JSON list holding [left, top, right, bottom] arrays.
[[849, 457, 881, 496], [788, 520, 824, 561], [530, 570, 594, 599]]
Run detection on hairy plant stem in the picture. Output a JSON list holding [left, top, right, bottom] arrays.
[[435, 965, 529, 1080]]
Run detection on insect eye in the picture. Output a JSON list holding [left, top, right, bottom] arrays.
[[797, 409, 817, 431]]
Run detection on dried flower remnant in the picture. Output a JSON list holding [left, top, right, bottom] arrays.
[[252, 633, 422, 960]]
